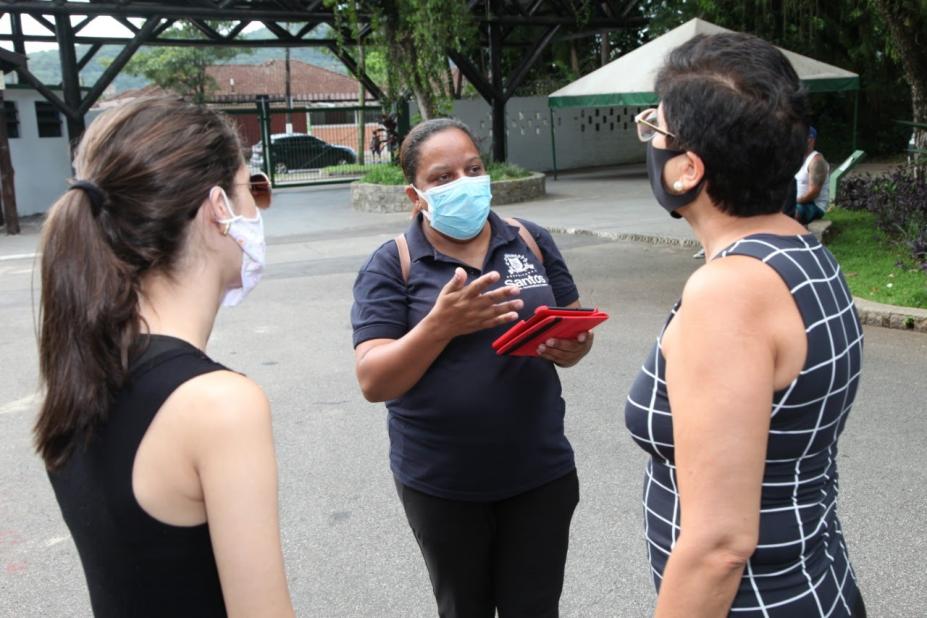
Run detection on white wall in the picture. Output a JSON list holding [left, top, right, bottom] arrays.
[[5, 87, 73, 216], [413, 96, 646, 172]]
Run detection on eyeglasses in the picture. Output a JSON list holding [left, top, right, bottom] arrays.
[[241, 171, 272, 210], [191, 172, 273, 219], [634, 108, 677, 143]]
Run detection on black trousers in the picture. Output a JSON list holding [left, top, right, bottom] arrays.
[[395, 470, 580, 618]]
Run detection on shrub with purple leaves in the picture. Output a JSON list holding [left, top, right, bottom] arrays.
[[837, 167, 927, 270]]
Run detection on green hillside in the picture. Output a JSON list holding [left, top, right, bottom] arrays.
[[6, 25, 346, 93]]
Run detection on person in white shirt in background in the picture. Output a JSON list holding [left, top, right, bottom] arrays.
[[790, 126, 830, 224]]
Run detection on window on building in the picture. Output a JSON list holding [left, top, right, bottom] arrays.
[[35, 101, 62, 138], [363, 108, 382, 123], [3, 101, 19, 138], [309, 108, 354, 125]]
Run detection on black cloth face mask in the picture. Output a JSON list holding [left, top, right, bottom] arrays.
[[646, 141, 705, 219]]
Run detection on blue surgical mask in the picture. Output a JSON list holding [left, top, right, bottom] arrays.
[[413, 175, 492, 240]]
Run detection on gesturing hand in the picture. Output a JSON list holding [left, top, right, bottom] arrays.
[[426, 268, 523, 341]]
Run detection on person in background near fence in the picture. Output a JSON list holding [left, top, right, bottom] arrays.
[[351, 118, 594, 618], [35, 97, 292, 618], [625, 33, 865, 616], [789, 126, 830, 224], [370, 128, 383, 162]]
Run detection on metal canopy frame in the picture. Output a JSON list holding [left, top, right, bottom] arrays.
[[0, 0, 645, 159]]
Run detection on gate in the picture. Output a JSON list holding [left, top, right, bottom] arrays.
[[222, 97, 393, 188]]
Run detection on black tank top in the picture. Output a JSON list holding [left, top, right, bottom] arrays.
[[48, 335, 228, 617]]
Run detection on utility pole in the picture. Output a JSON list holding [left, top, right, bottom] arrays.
[[284, 47, 292, 134], [357, 42, 366, 165]]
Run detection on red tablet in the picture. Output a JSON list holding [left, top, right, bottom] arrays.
[[492, 306, 609, 357]]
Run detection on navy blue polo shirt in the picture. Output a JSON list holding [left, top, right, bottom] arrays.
[[351, 211, 579, 501]]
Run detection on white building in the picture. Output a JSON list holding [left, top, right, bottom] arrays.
[[3, 85, 74, 217]]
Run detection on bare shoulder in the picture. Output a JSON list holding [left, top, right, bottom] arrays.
[[682, 256, 787, 320], [167, 370, 271, 436]]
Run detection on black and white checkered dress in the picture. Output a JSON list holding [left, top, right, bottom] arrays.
[[625, 233, 864, 616]]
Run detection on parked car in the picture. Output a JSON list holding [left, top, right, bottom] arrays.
[[251, 133, 357, 173]]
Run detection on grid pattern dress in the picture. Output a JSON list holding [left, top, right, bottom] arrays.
[[624, 233, 864, 616]]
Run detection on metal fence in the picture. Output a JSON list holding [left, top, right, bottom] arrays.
[[221, 99, 394, 188]]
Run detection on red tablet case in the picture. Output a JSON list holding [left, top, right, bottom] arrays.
[[492, 306, 609, 357]]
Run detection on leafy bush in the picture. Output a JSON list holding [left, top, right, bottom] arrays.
[[358, 161, 533, 186], [486, 161, 532, 181], [359, 164, 406, 185], [837, 166, 927, 270]]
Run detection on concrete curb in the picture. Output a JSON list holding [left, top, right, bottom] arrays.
[[853, 297, 927, 333], [544, 223, 926, 334], [546, 226, 701, 249]]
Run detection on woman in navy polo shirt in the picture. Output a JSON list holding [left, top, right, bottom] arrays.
[[351, 118, 594, 617]]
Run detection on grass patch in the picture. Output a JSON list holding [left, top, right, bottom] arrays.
[[358, 161, 533, 185], [825, 208, 927, 308], [359, 164, 406, 185], [323, 164, 386, 176]]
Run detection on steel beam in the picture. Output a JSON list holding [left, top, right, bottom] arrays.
[[55, 13, 85, 144], [11, 67, 77, 121], [0, 2, 373, 22], [324, 43, 384, 103], [505, 24, 559, 98], [0, 34, 343, 47], [446, 50, 500, 104], [10, 13, 25, 56], [489, 0, 506, 162], [78, 17, 162, 115], [76, 43, 103, 72]]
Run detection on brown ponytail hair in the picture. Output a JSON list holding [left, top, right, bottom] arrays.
[[36, 98, 243, 469]]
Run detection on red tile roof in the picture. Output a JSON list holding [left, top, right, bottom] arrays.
[[97, 59, 374, 107], [208, 59, 374, 102]]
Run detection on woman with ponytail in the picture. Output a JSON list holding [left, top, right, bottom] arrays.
[[36, 98, 292, 617]]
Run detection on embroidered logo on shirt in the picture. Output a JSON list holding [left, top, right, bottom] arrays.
[[503, 253, 547, 289], [504, 253, 535, 274]]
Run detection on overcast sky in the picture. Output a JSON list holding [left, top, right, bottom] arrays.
[[0, 14, 263, 54]]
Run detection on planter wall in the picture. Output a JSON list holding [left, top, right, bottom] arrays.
[[352, 171, 546, 213]]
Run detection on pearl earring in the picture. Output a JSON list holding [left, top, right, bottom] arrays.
[[672, 179, 684, 192]]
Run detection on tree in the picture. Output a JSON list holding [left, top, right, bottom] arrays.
[[642, 0, 917, 159], [328, 0, 475, 119], [871, 0, 927, 166], [123, 23, 243, 103]]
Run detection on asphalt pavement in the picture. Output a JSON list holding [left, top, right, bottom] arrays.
[[1, 178, 925, 617]]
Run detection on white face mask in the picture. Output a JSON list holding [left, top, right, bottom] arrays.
[[217, 189, 266, 307]]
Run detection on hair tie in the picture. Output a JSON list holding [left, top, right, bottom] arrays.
[[69, 180, 106, 217]]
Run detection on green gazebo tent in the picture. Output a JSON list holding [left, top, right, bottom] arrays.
[[547, 18, 860, 176]]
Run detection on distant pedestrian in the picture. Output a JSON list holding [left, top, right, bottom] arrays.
[[626, 33, 865, 616], [370, 128, 383, 161], [36, 98, 293, 617], [790, 126, 830, 224]]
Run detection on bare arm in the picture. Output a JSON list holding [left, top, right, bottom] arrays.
[[655, 259, 775, 617], [797, 154, 828, 203], [192, 372, 294, 618], [355, 267, 522, 402]]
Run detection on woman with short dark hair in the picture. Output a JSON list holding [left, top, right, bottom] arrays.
[[351, 118, 594, 617], [37, 98, 292, 617], [624, 33, 865, 616]]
